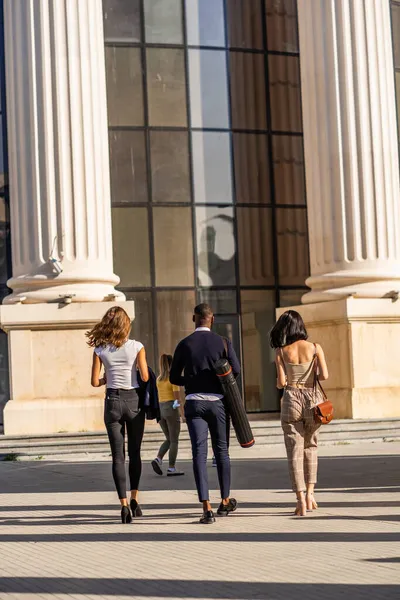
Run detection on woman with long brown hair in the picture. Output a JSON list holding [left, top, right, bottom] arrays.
[[151, 354, 184, 477], [87, 306, 149, 523]]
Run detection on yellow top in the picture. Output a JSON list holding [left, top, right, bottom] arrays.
[[156, 378, 180, 403]]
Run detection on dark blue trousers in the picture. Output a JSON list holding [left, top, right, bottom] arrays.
[[185, 399, 231, 502]]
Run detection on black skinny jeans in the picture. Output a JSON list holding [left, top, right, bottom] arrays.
[[104, 388, 145, 499]]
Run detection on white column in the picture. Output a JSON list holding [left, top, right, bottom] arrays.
[[298, 0, 400, 303], [3, 0, 124, 303]]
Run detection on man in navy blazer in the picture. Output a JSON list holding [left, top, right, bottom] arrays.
[[170, 303, 240, 524]]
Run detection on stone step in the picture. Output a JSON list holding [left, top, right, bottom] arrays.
[[0, 418, 400, 459]]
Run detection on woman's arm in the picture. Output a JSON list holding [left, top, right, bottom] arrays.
[[137, 347, 149, 383], [91, 352, 106, 388], [275, 350, 287, 389], [316, 343, 329, 380], [173, 388, 185, 422]]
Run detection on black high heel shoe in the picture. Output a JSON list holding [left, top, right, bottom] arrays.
[[121, 505, 132, 524], [130, 498, 143, 517]]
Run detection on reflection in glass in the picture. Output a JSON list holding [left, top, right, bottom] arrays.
[[279, 289, 305, 307], [226, 0, 263, 50], [241, 290, 278, 412], [185, 0, 225, 47], [276, 208, 309, 286], [230, 52, 267, 130], [144, 0, 183, 44], [196, 206, 236, 286], [233, 134, 270, 204], [105, 47, 144, 127], [157, 290, 196, 355], [112, 207, 151, 287], [188, 49, 229, 129], [237, 207, 274, 286], [0, 331, 9, 426], [266, 0, 298, 52], [153, 207, 194, 286], [109, 131, 148, 204], [273, 136, 305, 205], [150, 132, 190, 203], [103, 0, 141, 42], [269, 55, 302, 132], [147, 48, 187, 127], [125, 291, 155, 369], [192, 132, 233, 204], [198, 289, 237, 314]]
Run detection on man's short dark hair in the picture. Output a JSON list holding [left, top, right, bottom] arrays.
[[194, 303, 213, 320]]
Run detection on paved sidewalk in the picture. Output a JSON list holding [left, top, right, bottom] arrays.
[[0, 442, 399, 600]]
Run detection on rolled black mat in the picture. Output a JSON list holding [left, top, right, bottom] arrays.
[[215, 358, 255, 448]]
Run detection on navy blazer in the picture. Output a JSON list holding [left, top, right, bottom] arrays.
[[137, 367, 160, 422]]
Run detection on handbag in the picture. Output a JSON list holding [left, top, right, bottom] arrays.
[[313, 371, 334, 425]]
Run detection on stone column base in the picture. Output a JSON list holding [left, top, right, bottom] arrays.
[[277, 298, 400, 419], [0, 301, 134, 435]]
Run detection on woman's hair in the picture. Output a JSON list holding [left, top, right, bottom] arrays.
[[86, 306, 131, 348], [158, 354, 173, 381], [269, 310, 308, 349]]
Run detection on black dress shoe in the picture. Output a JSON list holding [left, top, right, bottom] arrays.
[[130, 498, 143, 517], [121, 505, 132, 524], [199, 510, 215, 524], [217, 498, 238, 516]]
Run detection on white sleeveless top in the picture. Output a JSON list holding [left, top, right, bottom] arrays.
[[94, 339, 144, 390]]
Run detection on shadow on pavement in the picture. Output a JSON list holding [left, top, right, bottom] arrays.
[[0, 454, 398, 494], [0, 578, 397, 599]]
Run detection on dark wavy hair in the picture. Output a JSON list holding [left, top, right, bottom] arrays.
[[269, 310, 308, 349]]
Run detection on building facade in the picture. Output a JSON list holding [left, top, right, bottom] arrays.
[[0, 0, 399, 434]]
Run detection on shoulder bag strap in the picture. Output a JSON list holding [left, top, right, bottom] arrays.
[[313, 343, 328, 399]]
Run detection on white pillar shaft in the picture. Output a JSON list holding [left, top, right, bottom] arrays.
[[298, 0, 400, 303], [3, 0, 123, 303]]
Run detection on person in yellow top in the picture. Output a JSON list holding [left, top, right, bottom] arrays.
[[152, 354, 185, 477]]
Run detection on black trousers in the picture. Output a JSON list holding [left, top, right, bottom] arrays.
[[185, 399, 231, 502], [104, 388, 145, 499]]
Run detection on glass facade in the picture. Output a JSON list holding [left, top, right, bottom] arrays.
[[0, 0, 11, 426], [103, 0, 308, 412]]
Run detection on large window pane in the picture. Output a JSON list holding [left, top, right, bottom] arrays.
[[153, 207, 194, 286], [276, 208, 309, 286], [147, 49, 187, 127], [196, 206, 236, 286], [192, 132, 233, 204], [226, 0, 263, 50], [103, 0, 141, 42], [0, 198, 10, 285], [279, 288, 305, 307], [266, 0, 298, 52], [269, 55, 302, 132], [198, 289, 237, 314], [185, 0, 225, 47], [392, 5, 400, 69], [237, 207, 274, 286], [109, 131, 148, 204], [241, 290, 278, 412], [105, 47, 144, 126], [112, 207, 151, 287], [233, 134, 270, 204], [150, 131, 190, 203], [273, 135, 305, 205], [188, 50, 229, 129], [125, 291, 155, 369], [157, 290, 196, 355], [230, 52, 267, 130], [144, 0, 183, 44]]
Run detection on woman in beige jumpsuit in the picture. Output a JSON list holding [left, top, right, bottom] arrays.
[[270, 310, 329, 517]]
